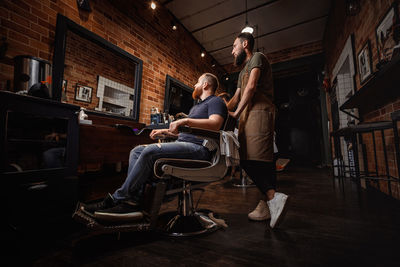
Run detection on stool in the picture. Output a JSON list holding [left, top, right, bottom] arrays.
[[331, 127, 359, 179], [332, 121, 398, 196], [391, 110, 400, 182]]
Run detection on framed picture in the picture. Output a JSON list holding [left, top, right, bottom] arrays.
[[61, 79, 68, 102], [62, 79, 68, 93], [375, 2, 400, 62], [357, 40, 373, 84], [75, 84, 92, 103]]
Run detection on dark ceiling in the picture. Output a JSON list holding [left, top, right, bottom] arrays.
[[161, 0, 331, 66]]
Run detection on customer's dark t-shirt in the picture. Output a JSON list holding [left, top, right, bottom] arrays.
[[177, 95, 227, 145]]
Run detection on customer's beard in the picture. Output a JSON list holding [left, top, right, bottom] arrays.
[[234, 49, 246, 66], [192, 87, 201, 100]]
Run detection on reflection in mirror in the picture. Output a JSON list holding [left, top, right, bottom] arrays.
[[164, 75, 195, 117], [6, 111, 68, 171], [63, 31, 136, 116], [53, 14, 142, 120]]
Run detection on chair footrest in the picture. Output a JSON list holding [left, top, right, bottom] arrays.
[[72, 203, 150, 232]]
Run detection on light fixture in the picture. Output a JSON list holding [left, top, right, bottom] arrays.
[[150, 1, 156, 10], [346, 0, 360, 16], [241, 0, 254, 34], [201, 52, 205, 58], [171, 21, 177, 30]]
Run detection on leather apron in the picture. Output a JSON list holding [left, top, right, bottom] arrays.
[[238, 59, 276, 162]]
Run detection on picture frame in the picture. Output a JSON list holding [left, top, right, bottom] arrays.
[[357, 40, 373, 84], [375, 2, 400, 63], [61, 79, 68, 102], [75, 84, 92, 103]]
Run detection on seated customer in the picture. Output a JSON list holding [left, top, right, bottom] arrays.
[[84, 73, 227, 215]]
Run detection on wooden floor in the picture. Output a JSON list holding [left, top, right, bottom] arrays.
[[6, 167, 400, 266]]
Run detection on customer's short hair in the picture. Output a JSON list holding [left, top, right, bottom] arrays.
[[237, 32, 254, 51], [202, 73, 219, 92]]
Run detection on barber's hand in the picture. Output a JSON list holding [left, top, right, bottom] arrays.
[[228, 111, 238, 119]]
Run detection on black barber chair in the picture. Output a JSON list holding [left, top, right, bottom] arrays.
[[72, 115, 236, 238], [154, 116, 235, 236]]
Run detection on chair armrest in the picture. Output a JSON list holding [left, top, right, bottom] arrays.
[[178, 126, 220, 140], [113, 124, 153, 136]]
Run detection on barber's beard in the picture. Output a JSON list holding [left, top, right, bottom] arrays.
[[234, 49, 246, 66]]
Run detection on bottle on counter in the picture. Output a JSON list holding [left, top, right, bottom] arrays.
[[150, 107, 158, 125]]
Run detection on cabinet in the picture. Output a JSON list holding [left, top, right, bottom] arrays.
[[0, 91, 80, 231]]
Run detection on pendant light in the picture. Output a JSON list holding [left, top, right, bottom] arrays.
[[241, 0, 254, 34]]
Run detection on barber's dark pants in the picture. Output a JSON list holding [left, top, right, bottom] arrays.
[[241, 158, 276, 194]]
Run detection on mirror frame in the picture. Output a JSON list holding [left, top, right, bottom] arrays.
[[52, 14, 143, 121], [163, 75, 194, 115]]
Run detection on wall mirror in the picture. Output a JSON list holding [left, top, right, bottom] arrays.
[[52, 14, 143, 121], [163, 75, 195, 117]]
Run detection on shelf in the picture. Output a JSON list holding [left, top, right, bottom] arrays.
[[7, 139, 65, 147], [340, 54, 400, 115]]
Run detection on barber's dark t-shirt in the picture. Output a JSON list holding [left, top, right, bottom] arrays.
[[177, 95, 227, 145]]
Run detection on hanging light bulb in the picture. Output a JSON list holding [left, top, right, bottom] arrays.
[[242, 26, 254, 34], [241, 0, 254, 34], [150, 1, 156, 10]]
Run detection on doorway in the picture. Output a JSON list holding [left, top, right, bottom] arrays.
[[274, 70, 324, 166]]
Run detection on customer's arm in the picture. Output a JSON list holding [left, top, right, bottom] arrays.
[[169, 114, 224, 134]]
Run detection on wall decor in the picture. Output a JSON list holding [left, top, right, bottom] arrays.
[[61, 79, 68, 102], [75, 84, 92, 103], [357, 40, 373, 84], [376, 2, 400, 63]]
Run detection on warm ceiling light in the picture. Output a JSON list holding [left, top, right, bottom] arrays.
[[172, 25, 177, 30], [201, 52, 205, 57], [150, 1, 156, 10], [241, 26, 254, 34]]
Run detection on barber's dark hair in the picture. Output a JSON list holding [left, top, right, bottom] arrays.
[[202, 73, 219, 92], [237, 32, 254, 51]]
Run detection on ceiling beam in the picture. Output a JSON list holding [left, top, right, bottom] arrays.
[[190, 0, 279, 34], [208, 14, 328, 54]]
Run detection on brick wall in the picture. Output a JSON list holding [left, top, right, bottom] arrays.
[[324, 0, 400, 198], [0, 0, 225, 124]]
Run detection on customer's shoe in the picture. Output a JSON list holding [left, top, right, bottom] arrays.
[[267, 192, 289, 228], [248, 200, 270, 221], [95, 200, 140, 214], [81, 193, 117, 214], [94, 201, 142, 222]]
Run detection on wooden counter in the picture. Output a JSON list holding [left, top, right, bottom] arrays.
[[78, 115, 155, 172]]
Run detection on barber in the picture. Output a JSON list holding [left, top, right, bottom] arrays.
[[227, 33, 289, 228]]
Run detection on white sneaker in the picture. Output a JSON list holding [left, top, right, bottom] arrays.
[[248, 200, 271, 221], [267, 192, 289, 228]]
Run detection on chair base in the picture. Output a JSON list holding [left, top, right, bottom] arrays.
[[157, 209, 221, 237], [231, 177, 255, 188]]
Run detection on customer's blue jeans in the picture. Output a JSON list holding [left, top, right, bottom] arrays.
[[112, 141, 211, 202]]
